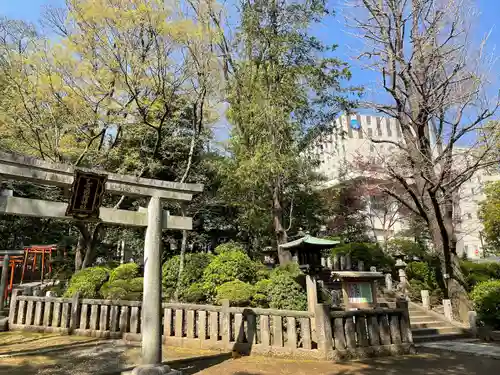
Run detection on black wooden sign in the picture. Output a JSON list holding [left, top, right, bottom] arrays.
[[66, 170, 107, 220]]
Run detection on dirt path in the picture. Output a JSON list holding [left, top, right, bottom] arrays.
[[0, 332, 499, 375]]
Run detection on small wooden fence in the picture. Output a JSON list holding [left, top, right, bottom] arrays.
[[8, 290, 413, 360]]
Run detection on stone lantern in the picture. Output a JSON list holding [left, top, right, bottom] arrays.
[[395, 253, 408, 296]]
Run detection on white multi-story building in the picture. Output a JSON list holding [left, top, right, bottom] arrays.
[[311, 114, 498, 259]]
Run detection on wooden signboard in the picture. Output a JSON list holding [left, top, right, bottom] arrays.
[[344, 281, 375, 308], [66, 170, 107, 220]]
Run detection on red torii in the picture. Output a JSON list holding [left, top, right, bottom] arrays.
[[0, 253, 23, 303], [20, 244, 57, 284]]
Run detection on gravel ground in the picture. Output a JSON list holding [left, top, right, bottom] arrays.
[[1, 332, 499, 375]]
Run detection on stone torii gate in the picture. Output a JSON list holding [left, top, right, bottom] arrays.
[[0, 152, 203, 374]]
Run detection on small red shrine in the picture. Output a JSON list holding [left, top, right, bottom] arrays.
[[0, 244, 58, 302]]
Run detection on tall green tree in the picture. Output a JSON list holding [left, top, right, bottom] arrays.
[[215, 0, 357, 262], [479, 181, 500, 255], [0, 0, 221, 270]]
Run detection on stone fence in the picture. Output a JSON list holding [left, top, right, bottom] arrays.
[[8, 289, 414, 360]]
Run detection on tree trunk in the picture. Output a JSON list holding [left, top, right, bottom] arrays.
[[74, 223, 103, 271], [428, 216, 472, 322], [273, 184, 291, 264], [75, 234, 86, 271]]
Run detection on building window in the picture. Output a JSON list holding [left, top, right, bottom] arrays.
[[467, 213, 472, 220], [367, 116, 372, 125], [367, 128, 373, 138], [370, 144, 375, 153], [347, 123, 353, 138], [376, 117, 382, 136], [386, 118, 392, 137], [464, 245, 469, 255], [396, 122, 402, 137]]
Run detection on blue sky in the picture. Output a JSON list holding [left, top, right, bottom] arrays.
[[1, 0, 499, 140], [2, 0, 498, 90]]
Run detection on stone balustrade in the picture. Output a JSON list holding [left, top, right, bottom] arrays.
[[7, 289, 414, 360], [318, 300, 413, 359]]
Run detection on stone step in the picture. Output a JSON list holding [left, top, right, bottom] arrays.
[[412, 326, 461, 336], [410, 315, 443, 323], [411, 321, 449, 329], [409, 311, 433, 318], [413, 332, 469, 343], [409, 307, 427, 312]]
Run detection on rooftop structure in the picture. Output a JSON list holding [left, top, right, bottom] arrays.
[[310, 114, 499, 259]]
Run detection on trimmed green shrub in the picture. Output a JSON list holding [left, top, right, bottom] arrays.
[[253, 279, 273, 307], [406, 261, 431, 282], [109, 263, 139, 283], [255, 262, 272, 281], [470, 280, 500, 329], [100, 279, 130, 300], [100, 277, 144, 301], [461, 261, 500, 292], [405, 261, 441, 303], [268, 273, 307, 311], [183, 283, 207, 303], [270, 263, 302, 279], [162, 253, 213, 302], [64, 266, 109, 298], [216, 280, 255, 306], [214, 241, 245, 254], [407, 279, 426, 302], [129, 277, 144, 292], [254, 279, 272, 295], [203, 249, 257, 297]]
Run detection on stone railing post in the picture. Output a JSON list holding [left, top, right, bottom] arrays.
[[8, 289, 22, 326], [69, 292, 81, 334], [306, 275, 318, 337], [358, 261, 364, 271], [345, 254, 352, 271], [443, 299, 452, 321], [333, 254, 340, 271], [221, 299, 230, 349], [0, 255, 9, 310], [340, 255, 346, 271], [398, 269, 407, 297], [468, 311, 477, 338], [326, 257, 332, 270], [421, 290, 430, 309], [385, 274, 393, 292], [314, 303, 334, 358], [396, 299, 413, 344]]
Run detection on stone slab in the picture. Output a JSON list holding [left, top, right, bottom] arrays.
[[130, 365, 182, 375], [0, 196, 192, 230], [418, 339, 500, 359], [0, 151, 203, 199]]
